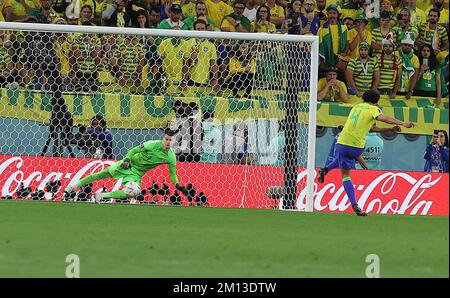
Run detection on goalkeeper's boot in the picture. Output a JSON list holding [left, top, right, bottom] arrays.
[[352, 204, 368, 216], [317, 168, 328, 183]]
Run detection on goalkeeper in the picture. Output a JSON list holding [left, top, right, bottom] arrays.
[[65, 128, 188, 202]]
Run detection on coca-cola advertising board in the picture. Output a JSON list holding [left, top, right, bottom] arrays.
[[0, 155, 448, 216]]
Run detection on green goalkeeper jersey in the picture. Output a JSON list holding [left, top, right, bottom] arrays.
[[125, 140, 179, 185]]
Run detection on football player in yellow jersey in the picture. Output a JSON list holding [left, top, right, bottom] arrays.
[[317, 90, 414, 216]]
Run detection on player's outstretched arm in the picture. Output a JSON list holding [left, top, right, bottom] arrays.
[[370, 125, 402, 133], [376, 115, 414, 128]]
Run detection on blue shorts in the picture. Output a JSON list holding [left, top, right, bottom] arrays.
[[335, 144, 365, 170]]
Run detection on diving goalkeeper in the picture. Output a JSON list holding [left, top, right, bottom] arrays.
[[64, 128, 188, 202]]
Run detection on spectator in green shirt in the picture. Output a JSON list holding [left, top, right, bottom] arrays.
[[157, 4, 190, 30], [414, 44, 442, 105]]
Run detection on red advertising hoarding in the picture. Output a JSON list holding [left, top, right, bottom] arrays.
[[0, 155, 448, 216]]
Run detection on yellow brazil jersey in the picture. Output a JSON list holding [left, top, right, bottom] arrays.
[[347, 28, 372, 59], [337, 103, 382, 148], [157, 38, 186, 84], [410, 8, 427, 26], [251, 21, 276, 33], [183, 38, 217, 84], [317, 77, 347, 102], [182, 2, 196, 19], [266, 3, 285, 19], [228, 57, 256, 76], [54, 34, 75, 77], [6, 0, 40, 18], [417, 0, 433, 12], [205, 0, 233, 31]]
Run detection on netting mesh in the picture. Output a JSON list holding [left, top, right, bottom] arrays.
[[0, 26, 315, 209]]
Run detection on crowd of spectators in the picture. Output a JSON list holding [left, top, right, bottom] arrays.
[[0, 0, 449, 102]]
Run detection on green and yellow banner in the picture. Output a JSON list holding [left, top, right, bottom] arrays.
[[0, 88, 448, 135]]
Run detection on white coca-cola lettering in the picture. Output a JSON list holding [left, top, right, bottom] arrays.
[[0, 157, 121, 197], [294, 171, 441, 215]]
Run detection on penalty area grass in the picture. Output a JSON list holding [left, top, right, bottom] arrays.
[[0, 200, 448, 277]]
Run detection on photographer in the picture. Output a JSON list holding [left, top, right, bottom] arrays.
[[71, 115, 114, 159], [424, 130, 449, 173]]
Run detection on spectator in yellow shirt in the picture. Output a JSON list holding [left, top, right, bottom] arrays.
[[251, 5, 276, 33], [317, 66, 349, 102], [221, 0, 251, 32], [347, 13, 372, 60], [405, 0, 427, 26], [182, 19, 219, 92], [265, 0, 285, 28], [2, 0, 40, 22], [226, 41, 256, 98], [205, 0, 233, 30]]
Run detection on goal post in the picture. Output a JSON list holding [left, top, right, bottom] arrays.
[[0, 22, 318, 211]]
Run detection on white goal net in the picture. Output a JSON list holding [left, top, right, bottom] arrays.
[[0, 22, 318, 210]]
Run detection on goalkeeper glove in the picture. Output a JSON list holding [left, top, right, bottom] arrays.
[[121, 158, 132, 169]]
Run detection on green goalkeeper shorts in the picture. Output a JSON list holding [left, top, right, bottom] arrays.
[[107, 160, 144, 186]]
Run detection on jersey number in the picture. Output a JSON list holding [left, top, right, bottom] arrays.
[[350, 110, 362, 128]]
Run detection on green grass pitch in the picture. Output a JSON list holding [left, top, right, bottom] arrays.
[[0, 200, 448, 277]]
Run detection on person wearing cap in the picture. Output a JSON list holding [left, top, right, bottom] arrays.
[[317, 66, 348, 102], [221, 0, 251, 32], [391, 31, 420, 99], [318, 4, 349, 69], [371, 11, 396, 56], [392, 7, 419, 44], [347, 12, 372, 59], [376, 36, 400, 95], [417, 8, 449, 55], [157, 3, 190, 30], [346, 41, 380, 97], [205, 0, 233, 31]]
